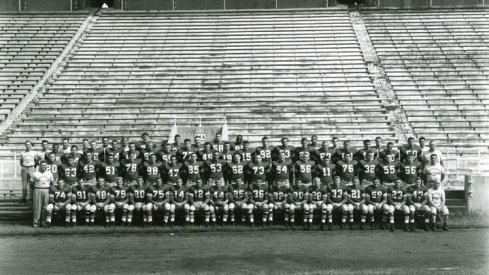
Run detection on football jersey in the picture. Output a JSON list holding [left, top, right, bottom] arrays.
[[100, 161, 121, 182], [88, 148, 104, 162], [120, 150, 141, 161], [211, 141, 226, 153], [220, 151, 234, 162], [358, 159, 379, 182], [272, 145, 294, 161], [347, 186, 364, 203], [111, 185, 130, 202], [140, 148, 155, 162], [312, 148, 336, 163], [332, 148, 358, 164], [353, 148, 370, 161], [406, 185, 428, 204], [210, 185, 227, 204], [423, 164, 446, 183], [78, 160, 99, 180], [205, 159, 227, 179], [107, 148, 123, 162], [271, 160, 292, 182], [170, 143, 182, 152], [250, 184, 268, 202], [269, 185, 288, 203], [62, 153, 81, 166], [226, 162, 245, 182], [400, 145, 422, 163], [90, 184, 111, 203], [364, 184, 387, 204], [198, 150, 215, 162], [121, 158, 142, 181], [173, 185, 189, 203], [156, 150, 176, 164], [50, 185, 71, 203], [294, 160, 315, 183], [328, 185, 347, 203], [236, 148, 253, 162], [255, 146, 274, 162], [48, 151, 64, 163], [308, 185, 328, 203], [130, 185, 148, 203], [142, 161, 163, 182], [183, 161, 205, 182], [288, 185, 308, 203], [231, 142, 243, 151], [164, 163, 183, 183], [377, 161, 400, 183], [314, 162, 335, 185], [72, 185, 90, 202], [228, 184, 248, 201], [387, 185, 406, 203], [379, 149, 400, 162], [292, 147, 311, 162], [45, 160, 61, 181], [400, 162, 422, 185], [246, 162, 269, 183], [188, 185, 208, 202], [336, 160, 358, 182], [176, 148, 194, 163]]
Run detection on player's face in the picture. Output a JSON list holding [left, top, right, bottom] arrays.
[[108, 156, 114, 164], [279, 152, 286, 162], [71, 147, 77, 154], [333, 178, 340, 186], [408, 139, 414, 147], [116, 178, 123, 187], [215, 134, 222, 142], [57, 179, 64, 188], [301, 139, 307, 147], [121, 137, 128, 146], [184, 141, 191, 149], [190, 153, 197, 162], [321, 141, 328, 149], [387, 143, 393, 151], [170, 157, 177, 165], [373, 179, 380, 187], [136, 178, 144, 187], [415, 179, 421, 188], [68, 158, 74, 165], [48, 154, 55, 162], [102, 138, 109, 147], [90, 142, 96, 149], [394, 180, 402, 188], [353, 178, 360, 187], [112, 141, 118, 148], [78, 181, 84, 188], [85, 152, 93, 161], [194, 137, 201, 145], [176, 179, 182, 187], [344, 141, 350, 149], [243, 143, 249, 150], [129, 143, 136, 151], [196, 179, 202, 188], [143, 135, 149, 143], [386, 155, 392, 163], [375, 138, 382, 146], [262, 139, 269, 147], [83, 140, 89, 148], [129, 152, 136, 160], [429, 142, 436, 150], [97, 178, 105, 187], [213, 152, 220, 160], [323, 156, 331, 164], [41, 142, 49, 150], [430, 155, 437, 164], [39, 162, 47, 172], [281, 139, 288, 147], [344, 154, 352, 162], [150, 155, 156, 163], [233, 154, 241, 163], [419, 139, 426, 147], [314, 178, 321, 188], [62, 140, 69, 147], [164, 144, 171, 152], [304, 153, 310, 162], [332, 138, 339, 147], [236, 136, 243, 143], [364, 141, 371, 149], [311, 136, 317, 144], [254, 155, 262, 163], [224, 143, 231, 152], [156, 178, 163, 187], [174, 136, 181, 144], [366, 153, 374, 161], [52, 145, 59, 152], [433, 181, 440, 189], [204, 143, 211, 151]]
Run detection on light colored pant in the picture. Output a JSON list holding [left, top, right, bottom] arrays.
[[21, 166, 35, 200], [33, 188, 49, 226]]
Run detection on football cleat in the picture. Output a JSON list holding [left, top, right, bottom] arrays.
[[64, 221, 70, 227], [369, 223, 375, 230], [43, 222, 51, 228], [431, 223, 437, 231], [340, 223, 345, 230], [320, 223, 325, 231], [328, 223, 332, 231], [410, 223, 415, 232], [359, 223, 365, 230], [349, 223, 353, 230], [390, 224, 395, 232], [443, 223, 449, 231], [424, 223, 429, 231], [404, 224, 409, 231]]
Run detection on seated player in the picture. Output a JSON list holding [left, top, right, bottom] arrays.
[[364, 178, 388, 230], [346, 177, 368, 230], [171, 179, 190, 225], [248, 179, 269, 227], [121, 151, 141, 185], [209, 182, 229, 225], [287, 180, 309, 230], [427, 179, 449, 231], [110, 177, 132, 226], [188, 180, 211, 226], [89, 177, 114, 226], [406, 177, 430, 231], [307, 177, 330, 230], [129, 177, 150, 226], [227, 177, 249, 225], [293, 151, 315, 187], [386, 178, 410, 231], [327, 176, 348, 229], [160, 179, 176, 226], [268, 180, 289, 226], [145, 178, 166, 225], [46, 179, 73, 227], [71, 179, 92, 225]]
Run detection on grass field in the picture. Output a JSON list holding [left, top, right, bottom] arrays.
[[0, 229, 487, 274]]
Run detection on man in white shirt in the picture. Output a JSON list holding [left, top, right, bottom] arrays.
[[427, 179, 449, 231], [31, 161, 55, 227], [421, 141, 443, 166], [20, 140, 38, 203], [423, 154, 446, 187]]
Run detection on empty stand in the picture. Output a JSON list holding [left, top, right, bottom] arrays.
[[2, 10, 395, 149], [363, 9, 489, 146]]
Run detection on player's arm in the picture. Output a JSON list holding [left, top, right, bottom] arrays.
[[360, 191, 366, 204], [146, 189, 155, 204], [420, 190, 428, 206], [204, 189, 212, 205], [103, 190, 111, 205], [340, 190, 349, 205], [381, 192, 388, 205], [187, 188, 195, 205], [49, 190, 55, 205], [400, 190, 407, 206], [440, 189, 446, 209], [364, 189, 372, 204], [386, 189, 394, 205], [405, 189, 414, 205]]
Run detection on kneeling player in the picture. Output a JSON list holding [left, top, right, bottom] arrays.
[[327, 176, 348, 229], [307, 177, 330, 230], [90, 178, 114, 226], [364, 178, 388, 229], [46, 179, 73, 227], [386, 178, 410, 231], [111, 177, 132, 225], [347, 177, 368, 230], [406, 177, 430, 231], [427, 179, 449, 231], [287, 181, 309, 229], [268, 181, 289, 226], [71, 180, 91, 225], [248, 180, 269, 226]]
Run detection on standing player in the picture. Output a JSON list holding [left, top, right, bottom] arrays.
[[45, 179, 72, 227], [88, 140, 104, 162], [198, 142, 214, 162], [71, 180, 91, 225], [292, 138, 310, 163], [314, 154, 335, 186], [379, 142, 400, 163], [211, 133, 226, 153], [406, 177, 430, 231], [78, 152, 99, 186], [307, 177, 330, 230], [236, 140, 254, 162], [347, 177, 367, 230], [311, 141, 335, 163], [353, 139, 372, 161], [89, 178, 114, 226], [293, 151, 315, 186], [176, 139, 194, 163], [45, 152, 62, 182], [332, 140, 357, 164], [271, 151, 293, 188], [358, 150, 378, 184], [205, 151, 227, 187], [335, 152, 358, 185], [121, 142, 140, 161], [400, 153, 422, 186], [164, 155, 184, 185], [231, 135, 244, 151], [327, 176, 349, 229], [255, 136, 274, 163], [110, 177, 132, 226], [400, 137, 422, 163], [287, 180, 309, 229], [107, 140, 122, 162], [364, 178, 388, 230], [170, 135, 182, 152], [268, 180, 289, 226], [182, 153, 205, 187], [376, 154, 399, 186], [157, 142, 175, 164], [99, 153, 121, 186], [372, 137, 384, 160], [121, 151, 141, 185], [427, 179, 449, 231], [386, 178, 410, 231], [272, 137, 294, 162], [220, 142, 235, 163], [142, 153, 163, 185]]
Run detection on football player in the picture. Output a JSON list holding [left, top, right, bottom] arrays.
[[372, 137, 384, 160], [327, 176, 348, 229], [225, 153, 246, 186], [188, 179, 211, 226], [227, 175, 249, 225], [400, 137, 422, 163], [271, 151, 293, 188], [386, 178, 410, 231], [272, 137, 294, 162], [211, 133, 226, 153], [99, 153, 121, 186], [268, 179, 289, 225], [255, 136, 274, 163], [245, 154, 270, 186], [121, 151, 141, 185], [236, 140, 253, 162], [220, 142, 234, 163], [287, 180, 309, 229], [171, 178, 190, 225], [358, 150, 378, 184], [311, 141, 335, 163], [308, 135, 320, 151], [78, 151, 99, 186], [353, 139, 372, 161], [157, 142, 175, 164], [142, 153, 163, 185], [120, 142, 140, 160], [176, 139, 194, 163], [335, 152, 358, 185], [164, 155, 183, 185], [292, 137, 310, 163], [406, 177, 430, 231], [248, 175, 269, 226], [314, 154, 335, 186], [170, 135, 182, 152], [110, 177, 132, 225], [205, 151, 227, 187], [198, 142, 214, 162], [209, 182, 229, 225], [89, 177, 114, 226], [88, 140, 104, 162], [364, 178, 388, 230], [376, 154, 399, 186], [71, 179, 91, 225], [427, 179, 449, 231], [183, 152, 205, 187], [307, 177, 330, 230], [400, 153, 422, 186], [379, 142, 400, 163], [332, 140, 357, 164], [192, 135, 203, 152], [347, 177, 367, 230], [45, 151, 62, 182], [293, 151, 315, 186], [129, 177, 149, 226], [231, 135, 244, 151], [46, 179, 72, 227]]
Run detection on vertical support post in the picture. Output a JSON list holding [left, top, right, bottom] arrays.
[[18, 0, 21, 11], [173, 0, 175, 10], [70, 0, 73, 11], [223, 0, 226, 10], [275, 0, 278, 9]]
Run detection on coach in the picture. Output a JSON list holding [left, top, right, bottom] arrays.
[[31, 161, 55, 227], [20, 140, 37, 203]]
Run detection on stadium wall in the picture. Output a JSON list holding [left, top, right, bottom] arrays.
[[20, 0, 71, 10], [366, 0, 486, 7], [466, 175, 489, 215], [0, 0, 18, 11], [119, 0, 335, 10]]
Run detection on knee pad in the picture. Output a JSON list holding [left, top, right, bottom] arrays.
[[347, 204, 354, 213], [367, 205, 374, 214], [431, 207, 437, 215], [123, 204, 129, 211], [66, 204, 72, 211], [303, 204, 310, 213], [268, 204, 275, 211], [164, 203, 171, 211], [46, 204, 54, 211], [247, 204, 254, 212], [146, 203, 153, 211], [341, 204, 348, 213], [262, 204, 269, 211], [127, 205, 135, 211], [409, 205, 415, 213], [289, 204, 296, 212], [388, 205, 395, 214], [228, 203, 235, 211], [326, 204, 333, 213], [403, 206, 410, 214], [108, 204, 116, 212], [361, 205, 368, 214], [189, 205, 195, 212], [209, 205, 215, 213], [90, 205, 97, 213], [103, 205, 110, 213]]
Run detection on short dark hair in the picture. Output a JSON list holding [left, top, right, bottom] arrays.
[[419, 137, 426, 141]]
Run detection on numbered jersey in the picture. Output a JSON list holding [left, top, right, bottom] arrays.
[[121, 159, 142, 181], [378, 162, 400, 183], [143, 161, 163, 182], [332, 148, 357, 164], [312, 148, 335, 163], [236, 149, 253, 162], [62, 153, 81, 166], [328, 185, 347, 203], [173, 186, 189, 203], [294, 160, 315, 183], [78, 160, 99, 180], [250, 184, 268, 203], [72, 185, 90, 203], [189, 186, 208, 202], [269, 185, 288, 203], [49, 185, 71, 203], [292, 147, 311, 162], [308, 185, 328, 203], [347, 186, 364, 203], [336, 160, 358, 181], [205, 160, 227, 179], [211, 141, 225, 153], [45, 161, 61, 181], [198, 150, 215, 162], [164, 163, 183, 183], [379, 149, 400, 162], [157, 150, 176, 164], [358, 160, 379, 182], [246, 162, 269, 183], [100, 162, 121, 182], [427, 187, 445, 207], [288, 185, 308, 203], [210, 186, 227, 203], [400, 162, 421, 185], [183, 161, 204, 182], [229, 184, 248, 201], [400, 145, 422, 163], [111, 186, 130, 202], [387, 186, 406, 203], [273, 146, 294, 161], [147, 185, 170, 203], [107, 148, 122, 162], [220, 151, 234, 163], [365, 185, 387, 204], [314, 162, 335, 184], [255, 146, 274, 162], [226, 162, 245, 181], [406, 185, 428, 204], [130, 185, 148, 203], [271, 160, 292, 182], [90, 185, 111, 203], [176, 148, 194, 162]]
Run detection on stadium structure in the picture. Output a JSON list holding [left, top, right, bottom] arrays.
[[0, 0, 488, 221]]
